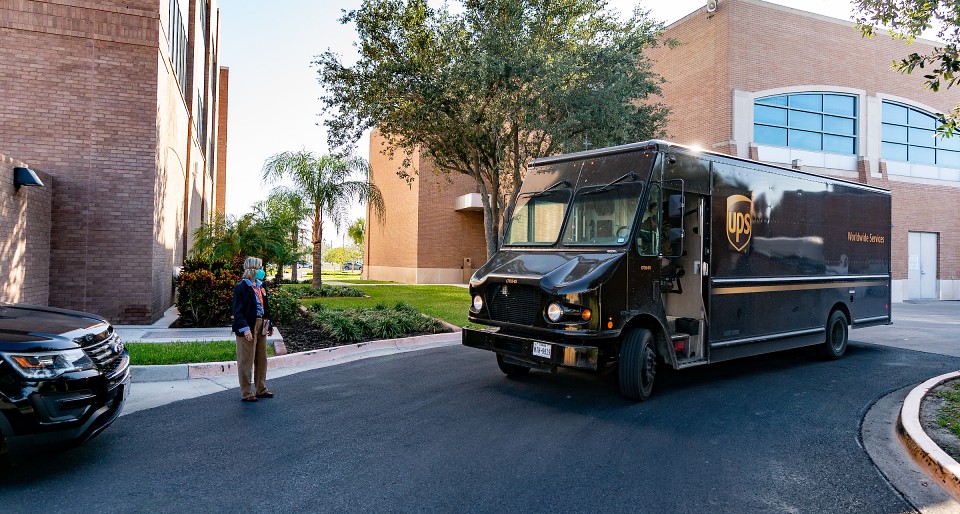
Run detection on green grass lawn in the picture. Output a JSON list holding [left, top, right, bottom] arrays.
[[300, 284, 476, 327], [127, 341, 275, 365]]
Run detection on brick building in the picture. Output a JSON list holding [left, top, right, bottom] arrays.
[[0, 0, 227, 323], [366, 0, 960, 302]]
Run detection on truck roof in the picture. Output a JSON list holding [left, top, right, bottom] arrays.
[[529, 139, 891, 195]]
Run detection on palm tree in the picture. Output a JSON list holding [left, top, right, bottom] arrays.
[[262, 151, 384, 287], [254, 189, 311, 283], [190, 213, 286, 270]]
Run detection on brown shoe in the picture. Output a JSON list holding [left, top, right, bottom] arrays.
[[256, 391, 274, 399], [241, 396, 258, 402]]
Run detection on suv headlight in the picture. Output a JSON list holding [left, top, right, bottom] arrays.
[[471, 295, 484, 313], [1, 349, 96, 379]]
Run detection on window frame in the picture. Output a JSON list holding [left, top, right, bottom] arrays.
[[753, 93, 859, 155], [881, 100, 960, 168]]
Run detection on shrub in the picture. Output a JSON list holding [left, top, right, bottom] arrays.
[[306, 304, 444, 343], [287, 284, 364, 298], [174, 259, 242, 327], [267, 286, 303, 326]]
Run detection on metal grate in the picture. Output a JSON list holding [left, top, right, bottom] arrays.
[[487, 284, 540, 325], [79, 333, 128, 380]]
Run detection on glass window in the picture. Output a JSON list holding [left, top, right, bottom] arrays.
[[755, 125, 787, 146], [882, 100, 960, 168], [909, 127, 936, 147], [789, 129, 821, 151], [755, 105, 787, 125], [938, 150, 960, 168], [883, 142, 907, 162], [824, 95, 856, 116], [756, 95, 788, 107], [823, 135, 855, 155], [754, 93, 857, 154], [824, 115, 854, 135], [562, 182, 644, 246], [911, 146, 936, 165], [790, 94, 822, 111], [504, 189, 571, 246], [790, 111, 822, 131], [939, 135, 960, 151], [882, 123, 907, 144], [637, 184, 661, 255], [909, 109, 937, 129]]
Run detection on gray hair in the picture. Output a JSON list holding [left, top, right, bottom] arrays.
[[242, 256, 262, 281]]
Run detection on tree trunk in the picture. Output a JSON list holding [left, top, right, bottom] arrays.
[[312, 209, 323, 288]]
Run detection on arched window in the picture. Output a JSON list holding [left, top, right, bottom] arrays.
[[754, 93, 858, 155], [881, 101, 960, 168]]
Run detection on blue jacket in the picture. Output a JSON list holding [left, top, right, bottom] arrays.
[[231, 280, 272, 335]]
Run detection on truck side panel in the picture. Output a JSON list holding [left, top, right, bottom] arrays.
[[708, 159, 891, 348]]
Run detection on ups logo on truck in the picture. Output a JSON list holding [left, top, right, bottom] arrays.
[[726, 195, 753, 252]]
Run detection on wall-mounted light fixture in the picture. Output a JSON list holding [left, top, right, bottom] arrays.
[[13, 167, 44, 189]]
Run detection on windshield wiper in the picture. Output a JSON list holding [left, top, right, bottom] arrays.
[[582, 172, 639, 195], [528, 180, 571, 197]]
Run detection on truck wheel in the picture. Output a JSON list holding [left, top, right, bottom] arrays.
[[496, 354, 531, 376], [619, 328, 656, 401], [819, 310, 849, 360]]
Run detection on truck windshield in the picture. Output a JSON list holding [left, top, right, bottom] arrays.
[[561, 182, 644, 246], [503, 188, 571, 246]]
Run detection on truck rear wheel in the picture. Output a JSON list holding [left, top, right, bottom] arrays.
[[819, 310, 849, 360], [496, 354, 531, 376], [619, 328, 656, 401]]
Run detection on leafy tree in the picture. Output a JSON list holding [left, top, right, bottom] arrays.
[[262, 151, 385, 287], [855, 1, 960, 135], [316, 0, 670, 258], [347, 218, 365, 246], [254, 189, 311, 282], [325, 246, 363, 267], [189, 213, 285, 267]]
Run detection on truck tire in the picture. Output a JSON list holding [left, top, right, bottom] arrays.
[[618, 328, 656, 401], [819, 310, 849, 360], [496, 354, 531, 376]]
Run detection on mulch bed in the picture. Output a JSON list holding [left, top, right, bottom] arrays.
[[276, 317, 452, 354]]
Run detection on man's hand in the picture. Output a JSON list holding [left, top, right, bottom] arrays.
[[243, 330, 253, 342]]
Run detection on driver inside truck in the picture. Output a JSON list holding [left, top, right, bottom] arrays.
[[638, 202, 659, 254]]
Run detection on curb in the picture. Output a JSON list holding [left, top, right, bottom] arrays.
[[131, 331, 460, 383], [897, 370, 960, 501]]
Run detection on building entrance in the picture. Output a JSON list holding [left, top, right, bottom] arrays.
[[908, 232, 938, 299]]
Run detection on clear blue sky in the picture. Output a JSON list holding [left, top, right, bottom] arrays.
[[217, 0, 854, 245]]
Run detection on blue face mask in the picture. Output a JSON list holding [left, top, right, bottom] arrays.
[[255, 269, 265, 281]]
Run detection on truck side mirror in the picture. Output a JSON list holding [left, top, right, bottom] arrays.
[[668, 195, 684, 220]]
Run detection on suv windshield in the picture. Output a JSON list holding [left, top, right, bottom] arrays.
[[561, 182, 645, 246], [503, 188, 571, 246]]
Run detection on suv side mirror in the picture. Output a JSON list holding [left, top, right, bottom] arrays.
[[668, 195, 684, 219]]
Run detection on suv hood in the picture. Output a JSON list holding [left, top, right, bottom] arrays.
[[471, 250, 626, 294], [0, 304, 110, 351]]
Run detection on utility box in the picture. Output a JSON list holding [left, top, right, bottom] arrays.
[[461, 257, 473, 283]]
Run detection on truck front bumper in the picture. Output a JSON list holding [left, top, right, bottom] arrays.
[[462, 327, 599, 370]]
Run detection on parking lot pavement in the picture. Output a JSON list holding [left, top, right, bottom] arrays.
[[856, 301, 960, 357]]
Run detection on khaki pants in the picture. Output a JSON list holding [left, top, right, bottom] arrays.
[[236, 318, 268, 399]]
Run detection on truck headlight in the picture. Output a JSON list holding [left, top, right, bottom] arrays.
[[546, 302, 563, 322], [1, 349, 96, 379], [472, 295, 484, 313]]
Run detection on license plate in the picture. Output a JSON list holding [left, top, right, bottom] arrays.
[[532, 342, 552, 358]]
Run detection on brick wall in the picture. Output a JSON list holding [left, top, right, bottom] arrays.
[[215, 66, 229, 215], [653, 0, 960, 291], [0, 154, 52, 305], [646, 3, 731, 150], [367, 130, 421, 270], [0, 0, 219, 322], [415, 161, 488, 271]]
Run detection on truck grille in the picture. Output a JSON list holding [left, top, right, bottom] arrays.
[[487, 284, 541, 325], [80, 333, 128, 380]]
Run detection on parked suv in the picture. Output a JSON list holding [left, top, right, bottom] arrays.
[[0, 303, 130, 460]]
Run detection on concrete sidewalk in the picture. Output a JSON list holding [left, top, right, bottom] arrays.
[[114, 305, 461, 415]]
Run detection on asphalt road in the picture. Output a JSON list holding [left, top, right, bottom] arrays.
[[2, 335, 960, 513]]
